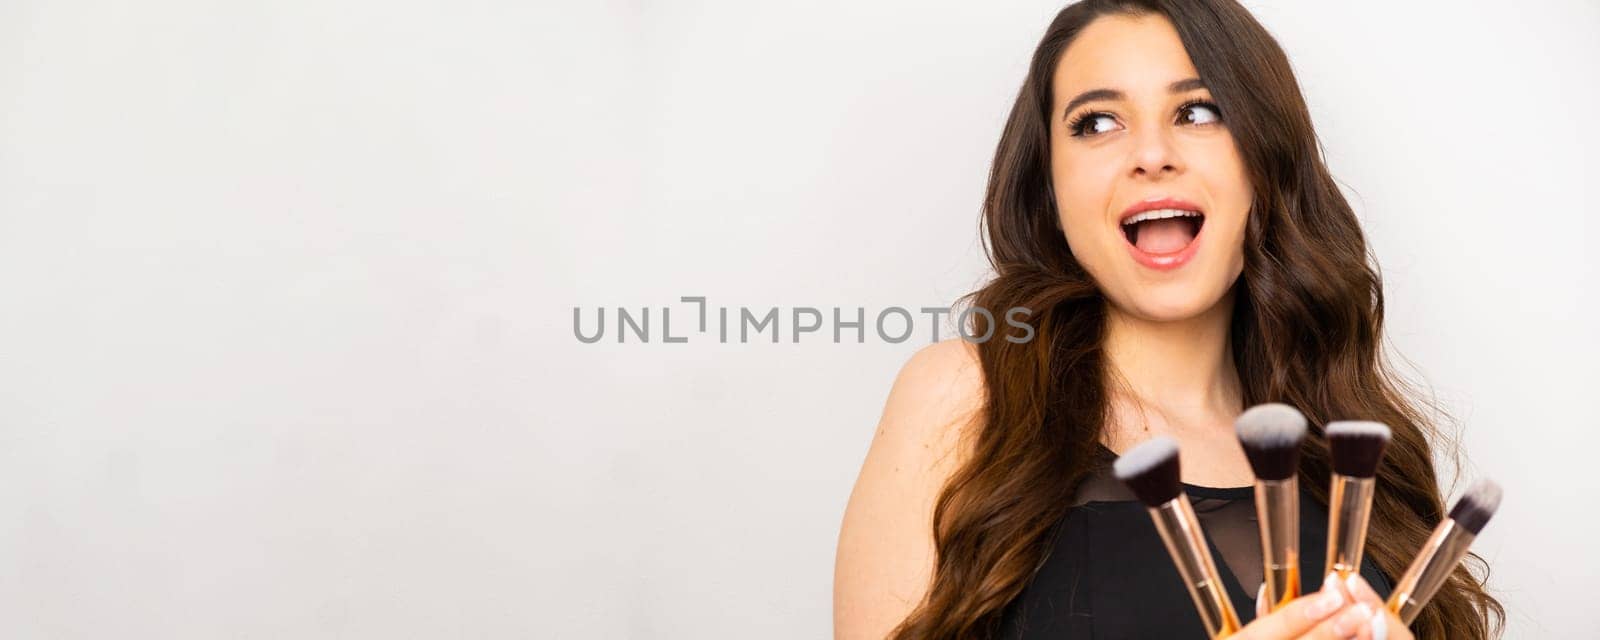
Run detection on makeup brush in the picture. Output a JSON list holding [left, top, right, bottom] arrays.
[[1387, 478, 1503, 624], [1323, 420, 1391, 581], [1235, 403, 1309, 612], [1114, 436, 1241, 637]]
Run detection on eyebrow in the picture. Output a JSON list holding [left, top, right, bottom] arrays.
[[1061, 77, 1208, 120]]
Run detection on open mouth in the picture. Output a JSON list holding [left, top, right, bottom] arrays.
[[1120, 209, 1204, 255]]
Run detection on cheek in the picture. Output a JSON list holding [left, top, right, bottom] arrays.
[[1218, 157, 1253, 212], [1051, 152, 1118, 247], [1194, 141, 1253, 246]]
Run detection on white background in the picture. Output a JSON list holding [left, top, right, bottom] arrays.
[[2, 0, 1596, 638]]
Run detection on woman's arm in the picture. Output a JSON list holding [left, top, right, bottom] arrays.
[[833, 339, 985, 640]]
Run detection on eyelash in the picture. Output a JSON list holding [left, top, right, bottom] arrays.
[[1176, 99, 1222, 126], [1066, 99, 1224, 138]]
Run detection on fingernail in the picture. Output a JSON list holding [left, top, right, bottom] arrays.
[[1334, 603, 1373, 636], [1371, 607, 1389, 640], [1307, 573, 1346, 619], [1256, 582, 1268, 617]]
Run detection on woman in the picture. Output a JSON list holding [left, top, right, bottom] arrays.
[[834, 1, 1503, 638]]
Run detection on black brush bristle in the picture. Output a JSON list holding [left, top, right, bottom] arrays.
[[1447, 478, 1503, 535], [1235, 403, 1308, 481], [1112, 436, 1182, 507], [1326, 420, 1391, 478]]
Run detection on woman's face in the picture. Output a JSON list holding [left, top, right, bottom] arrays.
[[1050, 13, 1251, 322]]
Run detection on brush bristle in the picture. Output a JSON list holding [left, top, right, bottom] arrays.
[[1448, 478, 1503, 535], [1235, 403, 1308, 481], [1325, 420, 1391, 478], [1112, 436, 1182, 507]]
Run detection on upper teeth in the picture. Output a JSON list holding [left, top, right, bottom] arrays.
[[1123, 209, 1201, 225]]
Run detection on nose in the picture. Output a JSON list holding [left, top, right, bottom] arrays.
[[1129, 124, 1183, 179]]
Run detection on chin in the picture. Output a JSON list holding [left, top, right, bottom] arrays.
[[1110, 277, 1235, 323]]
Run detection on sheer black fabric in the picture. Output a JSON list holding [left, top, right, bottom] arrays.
[[997, 446, 1393, 639]]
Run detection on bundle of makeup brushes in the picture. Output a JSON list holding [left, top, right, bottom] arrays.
[[1111, 403, 1502, 637]]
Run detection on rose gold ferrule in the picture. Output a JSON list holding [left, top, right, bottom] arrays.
[[1325, 474, 1376, 580], [1254, 477, 1300, 611], [1150, 495, 1242, 638], [1387, 519, 1477, 624]]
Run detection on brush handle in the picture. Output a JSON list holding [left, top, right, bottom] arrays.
[[1325, 475, 1376, 580], [1254, 478, 1300, 611], [1149, 496, 1242, 638], [1387, 519, 1477, 624]]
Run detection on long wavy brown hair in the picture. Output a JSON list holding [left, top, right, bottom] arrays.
[[890, 1, 1503, 638]]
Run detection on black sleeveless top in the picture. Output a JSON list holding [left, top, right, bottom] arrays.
[[997, 446, 1394, 638]]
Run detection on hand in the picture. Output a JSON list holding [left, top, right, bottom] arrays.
[[1231, 573, 1387, 639], [1340, 573, 1415, 640]]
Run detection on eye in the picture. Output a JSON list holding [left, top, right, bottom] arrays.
[[1178, 101, 1222, 126], [1068, 112, 1122, 138]]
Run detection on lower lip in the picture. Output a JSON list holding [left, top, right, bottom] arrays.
[[1123, 221, 1204, 271]]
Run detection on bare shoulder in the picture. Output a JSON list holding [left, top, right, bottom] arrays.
[[879, 337, 985, 446], [833, 339, 987, 640], [861, 338, 987, 479]]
